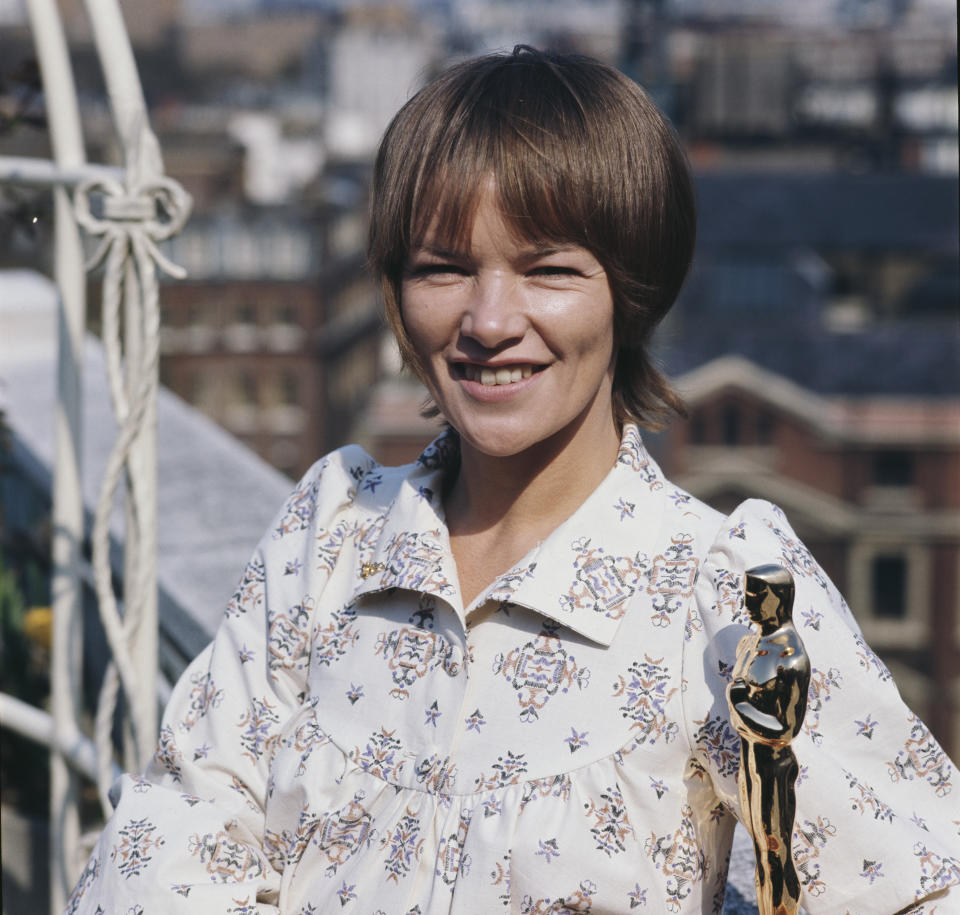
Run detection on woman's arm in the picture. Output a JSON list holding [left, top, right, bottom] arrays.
[[66, 448, 372, 913], [683, 498, 960, 914]]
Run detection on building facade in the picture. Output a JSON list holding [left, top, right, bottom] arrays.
[[656, 355, 960, 758]]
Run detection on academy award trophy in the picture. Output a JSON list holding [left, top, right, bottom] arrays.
[[727, 564, 811, 915]]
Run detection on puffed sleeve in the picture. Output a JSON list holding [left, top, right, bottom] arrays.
[[682, 499, 960, 914], [66, 446, 376, 914]]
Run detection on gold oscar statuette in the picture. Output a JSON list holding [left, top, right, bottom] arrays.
[[727, 564, 811, 915]]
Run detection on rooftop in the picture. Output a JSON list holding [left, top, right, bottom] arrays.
[[659, 321, 960, 398], [695, 172, 959, 252]]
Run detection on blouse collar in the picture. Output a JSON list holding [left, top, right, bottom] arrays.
[[350, 424, 671, 647]]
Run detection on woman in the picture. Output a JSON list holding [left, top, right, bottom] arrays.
[[69, 47, 957, 914]]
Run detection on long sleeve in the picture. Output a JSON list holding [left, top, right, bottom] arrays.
[[683, 498, 960, 914], [66, 446, 373, 914]]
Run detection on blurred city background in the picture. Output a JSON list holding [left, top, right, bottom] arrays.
[[0, 0, 957, 910]]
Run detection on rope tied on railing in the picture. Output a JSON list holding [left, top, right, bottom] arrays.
[[74, 170, 191, 816], [75, 173, 189, 272]]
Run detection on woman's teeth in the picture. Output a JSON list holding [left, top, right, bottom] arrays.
[[463, 364, 535, 386]]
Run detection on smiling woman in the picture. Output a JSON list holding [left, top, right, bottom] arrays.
[[67, 47, 959, 915]]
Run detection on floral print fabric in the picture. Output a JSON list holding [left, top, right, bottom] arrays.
[[68, 426, 959, 914]]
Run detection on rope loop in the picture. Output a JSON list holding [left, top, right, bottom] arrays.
[[74, 173, 191, 278], [75, 161, 192, 796]]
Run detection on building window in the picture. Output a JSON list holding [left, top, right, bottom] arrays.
[[186, 371, 203, 404], [235, 303, 257, 326], [722, 404, 741, 446], [276, 304, 299, 327], [187, 370, 217, 412], [280, 371, 300, 406], [871, 555, 907, 620], [873, 451, 914, 487], [238, 371, 258, 406], [849, 542, 928, 650], [756, 409, 775, 445]]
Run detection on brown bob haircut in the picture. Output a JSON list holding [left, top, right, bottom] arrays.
[[368, 45, 696, 430]]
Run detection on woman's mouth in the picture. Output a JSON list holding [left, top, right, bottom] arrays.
[[459, 364, 540, 386]]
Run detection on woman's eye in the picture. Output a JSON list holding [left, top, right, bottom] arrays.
[[409, 263, 466, 278], [529, 265, 580, 277]]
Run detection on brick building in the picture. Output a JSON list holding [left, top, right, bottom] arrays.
[[155, 198, 380, 480], [656, 355, 960, 758]]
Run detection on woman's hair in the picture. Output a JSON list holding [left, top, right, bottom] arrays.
[[368, 45, 696, 430]]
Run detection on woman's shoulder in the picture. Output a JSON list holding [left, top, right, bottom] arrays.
[[299, 432, 454, 503], [613, 436, 818, 587], [686, 494, 860, 658], [700, 497, 838, 596], [269, 443, 425, 543], [651, 479, 819, 576]]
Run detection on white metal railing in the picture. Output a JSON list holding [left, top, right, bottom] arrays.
[[0, 155, 122, 188], [0, 0, 190, 910]]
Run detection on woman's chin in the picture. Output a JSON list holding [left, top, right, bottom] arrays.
[[454, 419, 579, 464], [457, 428, 537, 460]]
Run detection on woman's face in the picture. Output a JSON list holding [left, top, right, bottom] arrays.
[[401, 186, 618, 462]]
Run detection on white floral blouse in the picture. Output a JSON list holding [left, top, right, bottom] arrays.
[[68, 426, 959, 915]]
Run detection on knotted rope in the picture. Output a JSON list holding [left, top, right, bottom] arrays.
[[74, 172, 191, 816]]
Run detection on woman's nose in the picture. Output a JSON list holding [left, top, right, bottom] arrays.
[[458, 275, 527, 349]]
